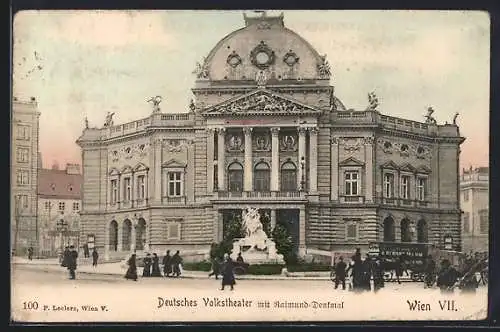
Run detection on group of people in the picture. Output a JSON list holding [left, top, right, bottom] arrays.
[[59, 246, 99, 280], [124, 250, 183, 281]]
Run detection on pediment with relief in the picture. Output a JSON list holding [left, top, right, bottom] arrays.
[[162, 159, 187, 168], [202, 89, 322, 116], [339, 156, 365, 167]]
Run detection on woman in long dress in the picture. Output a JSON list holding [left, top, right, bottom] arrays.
[[151, 253, 162, 277], [220, 254, 235, 291], [124, 254, 138, 281]]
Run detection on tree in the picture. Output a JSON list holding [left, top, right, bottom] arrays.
[[213, 211, 244, 259], [272, 223, 297, 265]]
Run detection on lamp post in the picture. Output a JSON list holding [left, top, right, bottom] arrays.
[[56, 219, 68, 263], [300, 156, 306, 191]]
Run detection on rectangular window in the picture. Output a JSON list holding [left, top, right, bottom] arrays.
[[463, 190, 469, 202], [344, 171, 359, 196], [17, 125, 30, 140], [345, 221, 358, 241], [58, 202, 65, 211], [124, 177, 131, 201], [72, 202, 79, 211], [400, 175, 410, 199], [463, 212, 470, 233], [17, 195, 28, 209], [167, 223, 181, 240], [111, 179, 118, 204], [137, 175, 145, 200], [417, 177, 426, 201], [168, 172, 182, 197], [17, 170, 29, 185], [479, 209, 488, 234], [16, 147, 29, 163], [383, 173, 394, 198]]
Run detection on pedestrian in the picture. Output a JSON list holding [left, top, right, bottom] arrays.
[[348, 250, 364, 293], [162, 250, 172, 277], [334, 256, 347, 290], [424, 255, 436, 288], [61, 246, 70, 268], [220, 253, 235, 291], [171, 251, 182, 277], [92, 248, 99, 267], [236, 253, 244, 263], [143, 253, 152, 277], [437, 259, 459, 294], [83, 243, 90, 258], [67, 245, 78, 280], [27, 247, 33, 261], [372, 257, 385, 293], [124, 253, 138, 281], [395, 256, 404, 284], [151, 253, 162, 277], [208, 256, 222, 280], [361, 254, 373, 291]]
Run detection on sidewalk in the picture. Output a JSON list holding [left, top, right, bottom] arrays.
[[12, 258, 416, 281]]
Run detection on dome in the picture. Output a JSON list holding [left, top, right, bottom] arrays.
[[196, 13, 331, 84]]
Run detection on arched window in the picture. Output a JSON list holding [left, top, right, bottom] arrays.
[[417, 219, 428, 243], [109, 220, 118, 251], [383, 217, 395, 242], [136, 218, 146, 250], [228, 162, 243, 192], [254, 162, 270, 191], [122, 219, 132, 251], [401, 219, 412, 242], [281, 162, 297, 191]]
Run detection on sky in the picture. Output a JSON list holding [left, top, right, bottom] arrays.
[[12, 10, 490, 170]]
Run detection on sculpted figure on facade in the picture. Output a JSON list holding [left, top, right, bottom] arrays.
[[227, 134, 243, 152], [317, 54, 332, 79], [281, 134, 297, 151], [424, 107, 437, 124], [213, 92, 307, 115], [193, 56, 209, 79], [147, 96, 162, 114], [453, 112, 459, 125], [367, 91, 379, 111], [84, 117, 89, 129], [104, 112, 115, 127]]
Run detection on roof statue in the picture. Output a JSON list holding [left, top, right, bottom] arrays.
[[317, 55, 332, 79], [84, 117, 89, 129], [104, 112, 115, 127], [193, 56, 209, 79], [189, 99, 196, 112], [147, 96, 163, 113], [453, 112, 459, 125], [367, 91, 379, 111], [424, 107, 437, 124]]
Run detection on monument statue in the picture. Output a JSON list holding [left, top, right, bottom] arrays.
[[147, 96, 162, 113], [230, 207, 284, 264], [104, 112, 115, 127], [424, 107, 437, 124]]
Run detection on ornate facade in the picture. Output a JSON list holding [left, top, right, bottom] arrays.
[[77, 13, 465, 260], [11, 97, 40, 255]]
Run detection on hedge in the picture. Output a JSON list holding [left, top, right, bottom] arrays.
[[247, 264, 284, 275], [182, 261, 212, 272], [181, 261, 330, 274], [286, 263, 331, 272]]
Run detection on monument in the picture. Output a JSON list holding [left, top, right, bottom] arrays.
[[230, 207, 285, 264]]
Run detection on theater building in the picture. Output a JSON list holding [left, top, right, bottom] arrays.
[[77, 13, 465, 260]]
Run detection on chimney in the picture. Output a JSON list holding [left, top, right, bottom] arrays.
[[66, 163, 81, 175]]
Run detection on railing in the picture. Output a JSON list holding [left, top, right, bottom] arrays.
[[376, 197, 430, 208], [214, 191, 305, 200], [339, 195, 365, 204]]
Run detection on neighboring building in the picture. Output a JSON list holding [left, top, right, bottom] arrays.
[[37, 163, 83, 257], [11, 97, 40, 256], [77, 13, 465, 260], [460, 166, 489, 253]]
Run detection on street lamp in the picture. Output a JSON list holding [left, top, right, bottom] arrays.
[[300, 156, 306, 191], [56, 219, 68, 262]]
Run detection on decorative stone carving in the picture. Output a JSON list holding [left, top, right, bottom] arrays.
[[254, 133, 270, 151], [362, 136, 374, 145], [109, 143, 150, 163], [167, 139, 184, 153], [255, 70, 269, 88], [104, 112, 115, 127], [227, 51, 242, 68], [308, 127, 319, 135], [425, 107, 437, 124], [340, 137, 363, 152], [193, 56, 209, 79], [208, 91, 314, 115], [283, 50, 299, 67], [280, 134, 297, 152], [270, 127, 280, 136], [317, 55, 331, 79], [147, 96, 162, 114], [367, 92, 379, 111], [227, 133, 244, 152], [250, 41, 275, 69]]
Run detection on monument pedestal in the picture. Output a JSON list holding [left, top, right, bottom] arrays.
[[230, 237, 285, 265]]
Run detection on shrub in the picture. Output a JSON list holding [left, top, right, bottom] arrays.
[[272, 223, 297, 265], [182, 261, 212, 272], [247, 264, 284, 275], [286, 263, 331, 272]]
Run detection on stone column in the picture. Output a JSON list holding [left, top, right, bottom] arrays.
[[206, 128, 215, 193], [130, 223, 136, 252], [330, 137, 339, 200], [154, 138, 162, 204], [299, 208, 306, 256], [364, 137, 374, 202], [270, 209, 277, 231], [130, 171, 135, 208], [243, 127, 253, 192], [298, 127, 307, 190], [217, 128, 226, 191], [271, 127, 280, 192], [217, 210, 224, 242], [117, 174, 122, 209], [117, 222, 123, 252], [145, 169, 150, 204], [309, 127, 318, 194]]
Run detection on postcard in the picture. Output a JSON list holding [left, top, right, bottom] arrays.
[[11, 10, 489, 322]]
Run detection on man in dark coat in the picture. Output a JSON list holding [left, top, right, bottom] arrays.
[[334, 256, 347, 290], [162, 250, 172, 277], [171, 251, 182, 277], [372, 257, 385, 293], [27, 247, 33, 260], [437, 259, 459, 294], [220, 254, 235, 291], [143, 253, 152, 277], [424, 255, 436, 288], [349, 253, 365, 292], [151, 253, 162, 277], [395, 256, 405, 284], [92, 248, 99, 267], [67, 245, 78, 280], [83, 244, 90, 258], [61, 246, 70, 268], [361, 255, 373, 291], [124, 254, 138, 281], [208, 256, 222, 280]]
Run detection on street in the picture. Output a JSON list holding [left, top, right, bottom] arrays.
[[11, 264, 488, 322]]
